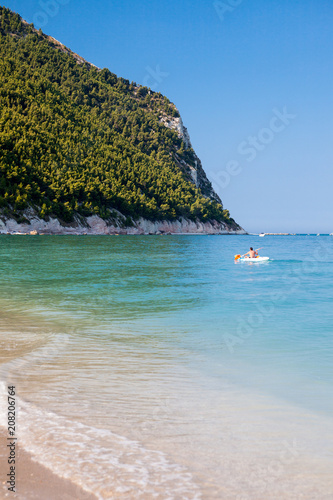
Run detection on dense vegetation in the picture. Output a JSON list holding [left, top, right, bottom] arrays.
[[0, 6, 236, 226]]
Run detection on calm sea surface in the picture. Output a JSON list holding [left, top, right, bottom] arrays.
[[0, 235, 332, 499]]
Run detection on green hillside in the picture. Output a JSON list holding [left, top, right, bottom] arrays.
[[0, 6, 238, 228]]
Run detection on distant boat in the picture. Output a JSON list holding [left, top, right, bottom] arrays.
[[259, 233, 265, 237]]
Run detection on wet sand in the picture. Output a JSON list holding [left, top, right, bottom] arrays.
[[0, 431, 97, 500]]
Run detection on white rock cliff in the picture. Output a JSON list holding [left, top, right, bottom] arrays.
[[0, 211, 246, 235]]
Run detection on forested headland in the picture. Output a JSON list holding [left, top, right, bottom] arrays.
[[0, 6, 240, 230]]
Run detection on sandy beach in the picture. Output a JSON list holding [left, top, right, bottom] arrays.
[[0, 431, 97, 500]]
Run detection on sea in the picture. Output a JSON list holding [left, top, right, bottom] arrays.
[[0, 234, 332, 499]]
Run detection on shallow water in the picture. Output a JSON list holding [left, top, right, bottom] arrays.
[[0, 235, 332, 498]]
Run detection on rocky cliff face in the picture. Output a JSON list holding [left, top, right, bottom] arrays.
[[159, 115, 222, 204], [0, 208, 245, 235]]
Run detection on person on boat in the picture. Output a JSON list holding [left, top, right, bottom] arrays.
[[244, 247, 258, 258]]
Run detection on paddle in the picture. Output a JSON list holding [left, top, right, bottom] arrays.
[[234, 247, 262, 260]]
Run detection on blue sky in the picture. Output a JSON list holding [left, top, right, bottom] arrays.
[[3, 0, 333, 232]]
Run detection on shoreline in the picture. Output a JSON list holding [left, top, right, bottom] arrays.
[[0, 232, 245, 236], [0, 212, 246, 236], [0, 430, 97, 500]]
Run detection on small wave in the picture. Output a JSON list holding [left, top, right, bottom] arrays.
[[0, 331, 201, 499], [0, 332, 71, 381], [0, 381, 201, 499]]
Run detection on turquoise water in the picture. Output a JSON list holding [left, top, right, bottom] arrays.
[[0, 235, 333, 498]]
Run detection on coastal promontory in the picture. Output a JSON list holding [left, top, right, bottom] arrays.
[[0, 6, 244, 234]]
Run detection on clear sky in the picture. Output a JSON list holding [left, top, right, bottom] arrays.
[[3, 0, 333, 233]]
